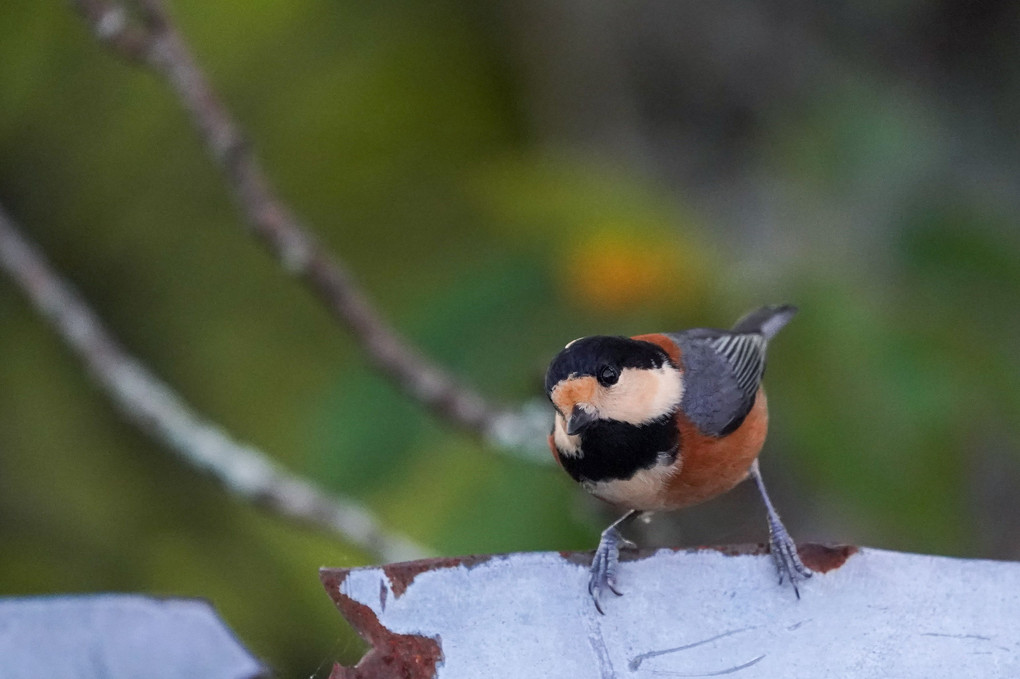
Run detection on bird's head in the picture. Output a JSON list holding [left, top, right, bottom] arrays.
[[544, 336, 684, 441]]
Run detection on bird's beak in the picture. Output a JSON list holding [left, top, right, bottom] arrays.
[[566, 404, 597, 436]]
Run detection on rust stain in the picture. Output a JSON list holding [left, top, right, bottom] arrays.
[[795, 543, 858, 573], [381, 554, 496, 599], [559, 542, 858, 572], [705, 542, 858, 572], [320, 569, 443, 679], [708, 543, 771, 558]]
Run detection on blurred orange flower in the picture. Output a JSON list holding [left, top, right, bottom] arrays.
[[562, 230, 705, 312]]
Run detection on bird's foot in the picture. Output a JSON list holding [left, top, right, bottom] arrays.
[[588, 526, 635, 614], [767, 518, 812, 598]]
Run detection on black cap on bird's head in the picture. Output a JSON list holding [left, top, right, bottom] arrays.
[[544, 336, 670, 395]]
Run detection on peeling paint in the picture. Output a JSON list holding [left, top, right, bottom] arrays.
[[320, 570, 443, 679], [380, 554, 496, 598]]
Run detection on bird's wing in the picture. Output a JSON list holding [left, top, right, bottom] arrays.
[[668, 328, 767, 437]]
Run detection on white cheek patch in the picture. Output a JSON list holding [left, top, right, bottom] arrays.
[[552, 411, 582, 457], [592, 365, 684, 426]]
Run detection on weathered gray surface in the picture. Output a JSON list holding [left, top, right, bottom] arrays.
[[322, 545, 1020, 678], [0, 595, 266, 679]]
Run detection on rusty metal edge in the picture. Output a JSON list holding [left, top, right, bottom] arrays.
[[320, 543, 857, 594], [320, 569, 444, 679]]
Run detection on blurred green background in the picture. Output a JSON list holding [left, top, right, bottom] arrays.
[[2, 0, 1020, 675]]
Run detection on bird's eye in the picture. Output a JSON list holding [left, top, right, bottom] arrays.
[[597, 365, 619, 386]]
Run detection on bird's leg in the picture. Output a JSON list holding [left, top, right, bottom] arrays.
[[749, 459, 812, 596], [588, 509, 642, 614]]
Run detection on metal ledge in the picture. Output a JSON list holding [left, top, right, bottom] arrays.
[[322, 544, 1020, 678]]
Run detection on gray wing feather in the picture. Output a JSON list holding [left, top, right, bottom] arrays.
[[669, 329, 767, 437], [667, 305, 794, 437], [707, 333, 766, 399]]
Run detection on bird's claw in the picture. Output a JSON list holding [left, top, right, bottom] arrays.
[[767, 518, 812, 598], [588, 526, 633, 614]]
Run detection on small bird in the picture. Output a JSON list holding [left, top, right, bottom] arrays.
[[545, 305, 810, 613]]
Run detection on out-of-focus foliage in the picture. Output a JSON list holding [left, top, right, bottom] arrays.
[[2, 0, 1019, 675]]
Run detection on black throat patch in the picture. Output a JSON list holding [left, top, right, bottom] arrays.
[[558, 417, 680, 484]]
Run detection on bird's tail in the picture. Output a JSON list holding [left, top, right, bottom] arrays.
[[731, 304, 798, 340]]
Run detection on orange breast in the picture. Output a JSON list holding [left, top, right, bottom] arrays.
[[663, 388, 769, 509], [631, 333, 682, 365]]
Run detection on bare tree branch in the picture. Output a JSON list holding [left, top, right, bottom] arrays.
[[70, 0, 543, 452], [0, 202, 427, 564]]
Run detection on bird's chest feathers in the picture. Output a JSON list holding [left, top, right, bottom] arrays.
[[558, 418, 679, 486], [551, 392, 770, 511], [584, 463, 679, 510]]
